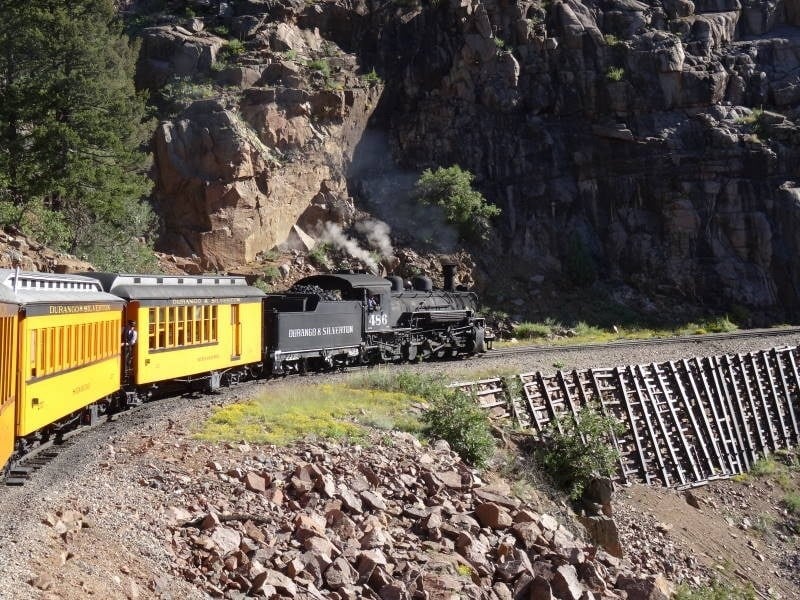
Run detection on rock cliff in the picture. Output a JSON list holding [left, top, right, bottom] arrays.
[[137, 0, 800, 316]]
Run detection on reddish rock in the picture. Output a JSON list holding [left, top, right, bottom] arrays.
[[475, 502, 513, 529]]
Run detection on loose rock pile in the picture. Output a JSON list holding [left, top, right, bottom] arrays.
[[163, 432, 674, 599]]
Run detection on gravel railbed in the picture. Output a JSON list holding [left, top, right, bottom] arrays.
[[0, 331, 796, 598]]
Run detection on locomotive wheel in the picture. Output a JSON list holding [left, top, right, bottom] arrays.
[[404, 343, 418, 362]]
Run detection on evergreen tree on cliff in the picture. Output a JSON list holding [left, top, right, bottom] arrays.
[[0, 0, 155, 270]]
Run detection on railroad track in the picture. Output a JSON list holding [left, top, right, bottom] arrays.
[[3, 419, 101, 486], [5, 327, 800, 485], [483, 326, 800, 358], [457, 340, 800, 489]]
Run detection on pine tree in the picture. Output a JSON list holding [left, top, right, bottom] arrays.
[[0, 0, 156, 270]]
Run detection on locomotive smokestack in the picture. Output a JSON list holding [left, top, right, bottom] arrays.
[[442, 262, 457, 292]]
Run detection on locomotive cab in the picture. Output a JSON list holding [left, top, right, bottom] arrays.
[[295, 274, 394, 333]]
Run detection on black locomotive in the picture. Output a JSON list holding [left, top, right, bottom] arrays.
[[264, 264, 490, 374]]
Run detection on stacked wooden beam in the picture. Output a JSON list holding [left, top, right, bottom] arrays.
[[453, 346, 800, 488]]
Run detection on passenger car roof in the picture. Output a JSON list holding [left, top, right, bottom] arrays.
[[0, 269, 124, 306], [83, 272, 265, 301], [296, 274, 391, 292]]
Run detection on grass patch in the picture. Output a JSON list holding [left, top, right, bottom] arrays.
[[606, 66, 625, 81], [198, 372, 495, 468], [784, 492, 800, 516], [674, 580, 756, 600], [514, 321, 553, 339], [750, 457, 780, 477], [197, 383, 423, 445], [496, 316, 742, 347]]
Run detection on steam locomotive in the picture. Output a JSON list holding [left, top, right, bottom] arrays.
[[0, 264, 489, 476]]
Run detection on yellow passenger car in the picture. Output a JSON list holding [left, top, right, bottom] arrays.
[[0, 270, 125, 457], [85, 273, 265, 389], [0, 284, 18, 474]]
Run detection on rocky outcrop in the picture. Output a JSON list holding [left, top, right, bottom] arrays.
[[0, 227, 93, 273], [340, 0, 800, 313], [136, 0, 800, 315], [143, 20, 381, 268]]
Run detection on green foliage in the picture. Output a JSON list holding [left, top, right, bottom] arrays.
[[159, 76, 215, 114], [283, 49, 298, 61], [494, 37, 506, 48], [354, 372, 447, 398], [210, 60, 227, 73], [261, 265, 281, 281], [0, 0, 156, 271], [606, 66, 625, 81], [361, 68, 382, 86], [309, 242, 332, 269], [674, 581, 756, 600], [735, 107, 763, 127], [307, 58, 331, 78], [750, 457, 780, 477], [536, 405, 624, 499], [356, 372, 495, 466], [603, 34, 621, 46], [422, 389, 495, 467], [573, 321, 604, 337], [415, 165, 501, 243], [784, 491, 800, 516], [209, 24, 230, 37], [704, 315, 737, 333], [253, 279, 274, 293], [514, 322, 552, 339], [198, 383, 422, 445], [220, 39, 245, 59]]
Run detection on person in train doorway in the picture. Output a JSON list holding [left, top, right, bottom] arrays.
[[122, 320, 137, 376], [366, 292, 378, 312]]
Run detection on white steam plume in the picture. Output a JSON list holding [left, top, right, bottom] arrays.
[[320, 223, 378, 272], [354, 219, 394, 258]]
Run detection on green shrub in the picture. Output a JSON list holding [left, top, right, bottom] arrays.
[[221, 39, 245, 58], [603, 34, 621, 46], [750, 457, 780, 477], [361, 68, 382, 86], [283, 49, 298, 61], [606, 66, 625, 81], [159, 76, 215, 113], [262, 265, 281, 281], [307, 58, 331, 78], [705, 315, 737, 333], [210, 24, 229, 37], [735, 108, 766, 139], [784, 492, 800, 516], [514, 322, 552, 339], [537, 404, 624, 499], [494, 37, 506, 49], [415, 165, 501, 243], [422, 389, 495, 467], [573, 321, 604, 337], [309, 242, 332, 269]]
